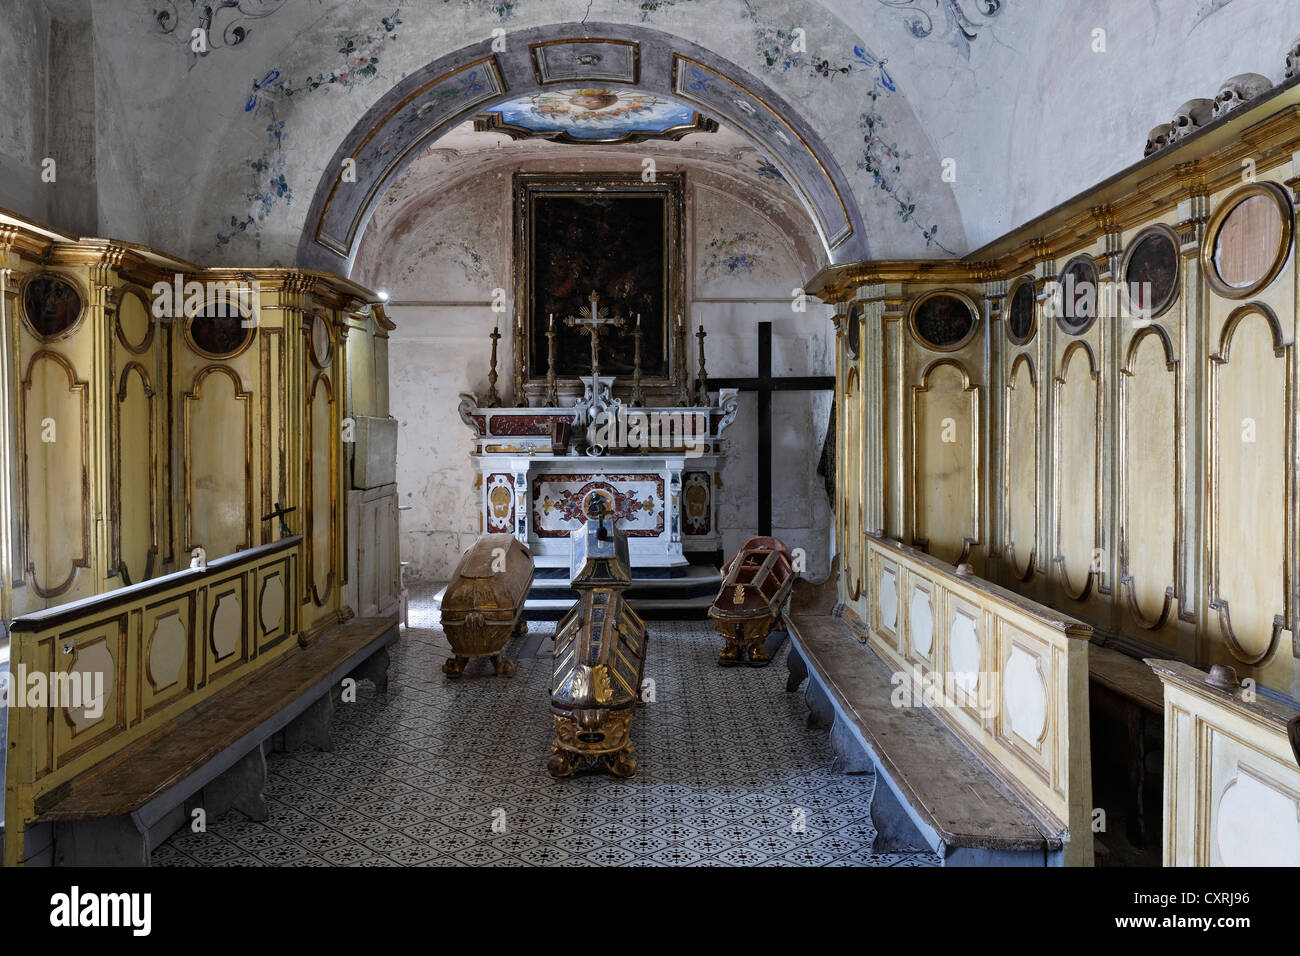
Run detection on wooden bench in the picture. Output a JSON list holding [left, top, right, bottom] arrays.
[[3, 538, 397, 867], [784, 536, 1094, 866]]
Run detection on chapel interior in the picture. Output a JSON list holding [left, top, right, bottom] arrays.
[[1, 0, 1299, 870]]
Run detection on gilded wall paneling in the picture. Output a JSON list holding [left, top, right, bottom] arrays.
[[305, 369, 338, 610], [1118, 325, 1180, 632], [1003, 353, 1038, 583], [842, 365, 862, 602], [910, 358, 981, 567], [181, 365, 254, 557], [19, 349, 91, 600], [1051, 340, 1102, 603], [1206, 304, 1291, 672], [113, 361, 157, 586]]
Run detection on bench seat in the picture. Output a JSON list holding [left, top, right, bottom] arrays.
[[789, 614, 1061, 860], [29, 617, 397, 865], [784, 541, 1094, 866]]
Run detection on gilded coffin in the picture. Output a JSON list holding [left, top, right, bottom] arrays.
[[548, 511, 647, 776], [439, 533, 534, 677], [709, 536, 797, 666], [548, 589, 646, 777]]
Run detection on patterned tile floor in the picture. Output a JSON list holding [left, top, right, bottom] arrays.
[[153, 588, 941, 867]]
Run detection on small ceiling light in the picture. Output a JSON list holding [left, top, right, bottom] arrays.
[[377, 290, 389, 301]]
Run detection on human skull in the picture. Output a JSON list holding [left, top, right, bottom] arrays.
[[1144, 122, 1172, 157], [1169, 98, 1214, 141], [1213, 73, 1273, 118], [1287, 35, 1300, 79]]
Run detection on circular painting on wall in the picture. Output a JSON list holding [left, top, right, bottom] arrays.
[[1122, 227, 1180, 319], [911, 292, 978, 351], [187, 301, 253, 358], [1008, 280, 1036, 345], [310, 314, 332, 368], [1204, 184, 1291, 298], [846, 302, 862, 358], [22, 274, 84, 339], [1056, 256, 1098, 335]]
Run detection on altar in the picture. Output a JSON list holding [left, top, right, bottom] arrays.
[[457, 397, 738, 572]]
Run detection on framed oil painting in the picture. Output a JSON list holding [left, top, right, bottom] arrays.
[[1121, 225, 1180, 319], [909, 290, 979, 352], [1007, 278, 1036, 346], [514, 172, 686, 399], [1056, 255, 1099, 335], [21, 273, 85, 340]]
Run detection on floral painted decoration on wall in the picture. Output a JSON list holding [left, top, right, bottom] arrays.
[[215, 8, 404, 251]]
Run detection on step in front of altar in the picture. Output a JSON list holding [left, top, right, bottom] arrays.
[[433, 563, 721, 621]]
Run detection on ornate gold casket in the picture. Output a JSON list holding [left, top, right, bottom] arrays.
[[548, 512, 647, 777], [708, 536, 797, 667], [439, 533, 533, 677]]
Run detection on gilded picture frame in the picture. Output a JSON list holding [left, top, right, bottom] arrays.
[[513, 171, 686, 402], [1200, 181, 1293, 300]]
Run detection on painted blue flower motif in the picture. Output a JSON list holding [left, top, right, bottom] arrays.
[[245, 69, 282, 116], [851, 45, 895, 92], [754, 158, 786, 183]]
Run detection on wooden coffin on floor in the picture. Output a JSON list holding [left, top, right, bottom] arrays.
[[439, 533, 534, 677], [548, 512, 647, 777], [709, 536, 797, 667]]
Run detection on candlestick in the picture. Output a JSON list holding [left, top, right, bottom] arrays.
[[630, 319, 645, 408], [543, 319, 559, 407], [511, 313, 525, 406], [693, 321, 709, 406], [484, 323, 502, 407]]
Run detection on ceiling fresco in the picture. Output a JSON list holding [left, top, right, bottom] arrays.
[[473, 87, 718, 144]]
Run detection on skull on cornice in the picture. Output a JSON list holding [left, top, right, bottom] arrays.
[[1144, 123, 1172, 157], [1287, 35, 1300, 79], [1169, 98, 1214, 141], [1212, 73, 1273, 118]]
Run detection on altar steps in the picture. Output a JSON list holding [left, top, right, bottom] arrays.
[[432, 564, 722, 622]]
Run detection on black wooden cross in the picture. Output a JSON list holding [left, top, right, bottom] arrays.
[[709, 321, 835, 536]]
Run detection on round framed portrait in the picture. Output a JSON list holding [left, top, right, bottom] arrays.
[[309, 313, 333, 368], [845, 302, 862, 359], [20, 273, 85, 341], [1007, 278, 1037, 346], [185, 300, 255, 359], [1121, 225, 1180, 320], [116, 287, 155, 354], [1055, 255, 1099, 336], [1201, 182, 1292, 299], [908, 290, 979, 352]]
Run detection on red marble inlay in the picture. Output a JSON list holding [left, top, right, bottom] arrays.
[[488, 412, 572, 436]]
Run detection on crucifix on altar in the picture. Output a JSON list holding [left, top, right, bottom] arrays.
[[562, 290, 624, 378]]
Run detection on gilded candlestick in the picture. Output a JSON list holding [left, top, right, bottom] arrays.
[[512, 313, 526, 406], [694, 322, 710, 406], [629, 313, 645, 407], [543, 313, 559, 407], [484, 323, 503, 407]]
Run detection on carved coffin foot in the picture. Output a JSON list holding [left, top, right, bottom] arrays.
[[442, 655, 469, 678], [491, 654, 517, 677], [547, 744, 580, 778], [745, 639, 772, 667], [604, 745, 637, 778], [718, 638, 744, 667]]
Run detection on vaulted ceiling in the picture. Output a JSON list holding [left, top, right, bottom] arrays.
[[3, 0, 1296, 272]]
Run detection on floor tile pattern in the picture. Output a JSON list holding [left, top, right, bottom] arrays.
[[154, 589, 941, 867]]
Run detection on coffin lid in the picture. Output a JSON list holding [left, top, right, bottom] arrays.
[[453, 533, 531, 579]]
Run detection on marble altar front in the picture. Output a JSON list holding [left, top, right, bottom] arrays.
[[458, 396, 739, 570]]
